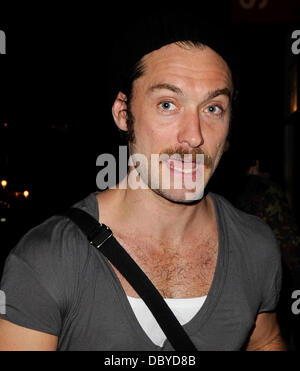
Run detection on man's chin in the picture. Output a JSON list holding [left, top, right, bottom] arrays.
[[152, 188, 205, 205]]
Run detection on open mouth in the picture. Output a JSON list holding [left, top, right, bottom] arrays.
[[159, 157, 205, 195], [165, 159, 200, 174]]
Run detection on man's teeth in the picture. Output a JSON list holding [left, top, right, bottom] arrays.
[[167, 159, 199, 173], [173, 166, 196, 173]]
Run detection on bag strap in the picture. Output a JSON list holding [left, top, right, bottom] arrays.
[[61, 207, 197, 351]]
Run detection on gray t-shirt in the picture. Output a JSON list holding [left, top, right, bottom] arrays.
[[0, 192, 282, 350]]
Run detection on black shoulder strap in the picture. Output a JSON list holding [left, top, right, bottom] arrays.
[[61, 207, 197, 351]]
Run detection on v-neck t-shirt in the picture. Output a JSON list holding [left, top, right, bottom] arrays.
[[0, 192, 282, 350], [127, 295, 207, 347]]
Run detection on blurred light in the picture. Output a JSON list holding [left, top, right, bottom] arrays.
[[290, 63, 298, 114], [1, 180, 7, 189], [0, 200, 9, 208], [23, 190, 29, 198], [291, 90, 298, 113], [3, 122, 8, 128], [0, 218, 6, 223], [51, 122, 69, 131]]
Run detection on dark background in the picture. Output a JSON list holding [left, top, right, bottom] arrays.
[[0, 0, 300, 349]]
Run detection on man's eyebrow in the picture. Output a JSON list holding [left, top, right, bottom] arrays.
[[147, 83, 232, 101], [205, 88, 232, 102], [147, 83, 183, 95]]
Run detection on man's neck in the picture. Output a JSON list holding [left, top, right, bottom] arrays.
[[100, 180, 214, 247]]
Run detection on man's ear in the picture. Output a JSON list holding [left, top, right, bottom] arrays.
[[112, 92, 128, 131]]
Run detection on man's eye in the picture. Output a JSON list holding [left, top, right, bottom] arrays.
[[158, 101, 176, 111], [205, 105, 223, 115]]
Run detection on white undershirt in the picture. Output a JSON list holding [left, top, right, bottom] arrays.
[[127, 295, 207, 347]]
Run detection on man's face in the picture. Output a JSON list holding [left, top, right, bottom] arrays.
[[125, 43, 233, 203]]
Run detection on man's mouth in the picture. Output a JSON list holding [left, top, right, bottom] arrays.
[[169, 159, 197, 172], [165, 159, 201, 174]]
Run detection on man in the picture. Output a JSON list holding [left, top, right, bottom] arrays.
[[0, 15, 285, 350]]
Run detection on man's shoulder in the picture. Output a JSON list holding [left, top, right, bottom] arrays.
[[211, 191, 271, 229], [9, 192, 98, 269], [211, 192, 280, 259], [0, 193, 99, 331]]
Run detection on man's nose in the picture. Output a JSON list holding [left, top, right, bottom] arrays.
[[177, 109, 204, 148]]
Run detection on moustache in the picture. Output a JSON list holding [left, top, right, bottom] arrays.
[[159, 147, 213, 168]]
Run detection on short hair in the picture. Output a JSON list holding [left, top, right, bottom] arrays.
[[110, 12, 240, 142], [122, 42, 210, 142]]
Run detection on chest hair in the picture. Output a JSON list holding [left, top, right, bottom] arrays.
[[110, 232, 218, 298]]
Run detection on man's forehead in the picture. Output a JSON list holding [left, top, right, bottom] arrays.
[[144, 43, 230, 70], [139, 43, 233, 92]]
